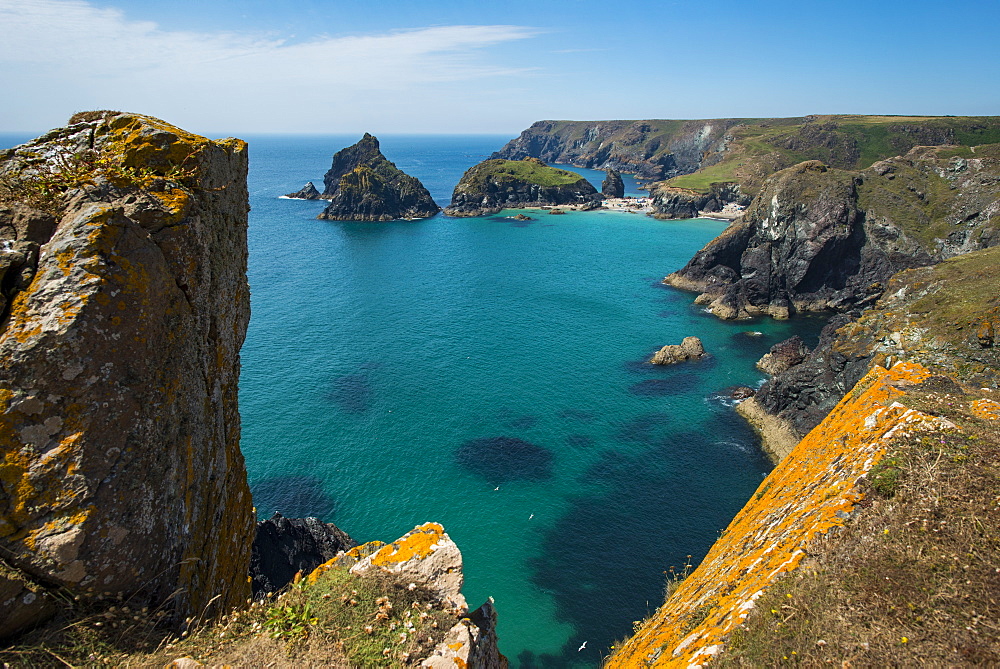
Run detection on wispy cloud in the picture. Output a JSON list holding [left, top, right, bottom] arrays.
[[0, 0, 541, 130]]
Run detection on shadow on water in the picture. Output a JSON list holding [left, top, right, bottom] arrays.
[[326, 373, 374, 413], [456, 436, 554, 487], [252, 474, 337, 520], [527, 409, 773, 667]]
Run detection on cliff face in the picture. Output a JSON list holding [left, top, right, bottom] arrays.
[[665, 146, 1000, 320], [0, 112, 253, 635], [317, 134, 439, 221], [745, 245, 1000, 456], [608, 361, 1000, 666], [492, 119, 743, 180], [444, 158, 601, 217]]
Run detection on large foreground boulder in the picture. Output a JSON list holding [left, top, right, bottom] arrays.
[[0, 112, 254, 636]]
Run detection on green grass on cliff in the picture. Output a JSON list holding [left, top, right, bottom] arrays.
[[461, 159, 585, 189], [720, 383, 1000, 666]]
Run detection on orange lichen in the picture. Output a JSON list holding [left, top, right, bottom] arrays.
[[970, 398, 1000, 421], [607, 362, 944, 668], [369, 523, 447, 568]]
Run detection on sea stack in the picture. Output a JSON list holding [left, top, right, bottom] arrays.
[[317, 134, 439, 221], [285, 181, 321, 199], [602, 169, 625, 198], [444, 157, 602, 217]]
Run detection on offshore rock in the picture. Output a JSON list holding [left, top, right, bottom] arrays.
[[650, 336, 707, 365], [445, 158, 601, 217], [665, 147, 1000, 320], [317, 134, 439, 221], [250, 513, 357, 595], [756, 335, 810, 375], [0, 112, 254, 636], [284, 181, 320, 200], [602, 168, 625, 198]]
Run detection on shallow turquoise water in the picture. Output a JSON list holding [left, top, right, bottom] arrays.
[[0, 132, 824, 667], [241, 135, 826, 666]]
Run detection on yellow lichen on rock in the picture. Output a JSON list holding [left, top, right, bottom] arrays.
[[369, 522, 447, 568], [607, 361, 946, 667]]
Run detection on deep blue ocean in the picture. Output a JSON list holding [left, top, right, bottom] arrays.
[[0, 132, 825, 667]]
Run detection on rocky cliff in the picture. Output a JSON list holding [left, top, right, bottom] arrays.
[[743, 245, 1000, 460], [665, 145, 1000, 320], [602, 169, 625, 198], [316, 134, 439, 221], [608, 361, 1000, 666], [444, 158, 601, 217], [0, 112, 254, 636]]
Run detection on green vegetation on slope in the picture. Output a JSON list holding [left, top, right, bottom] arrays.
[[465, 159, 586, 188]]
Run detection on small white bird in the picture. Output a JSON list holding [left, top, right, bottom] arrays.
[[528, 513, 534, 520], [494, 486, 500, 491], [578, 641, 587, 652]]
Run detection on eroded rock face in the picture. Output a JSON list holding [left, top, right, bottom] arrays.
[[250, 513, 357, 595], [756, 335, 810, 375], [650, 336, 707, 365], [602, 169, 625, 198], [0, 112, 254, 635], [317, 134, 439, 221], [444, 159, 601, 217], [284, 181, 321, 200], [665, 147, 1000, 320]]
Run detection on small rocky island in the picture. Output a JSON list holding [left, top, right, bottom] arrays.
[[316, 133, 439, 221], [444, 157, 601, 217], [602, 168, 625, 198], [284, 181, 321, 199]]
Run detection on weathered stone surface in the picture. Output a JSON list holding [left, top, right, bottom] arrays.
[[602, 169, 625, 198], [317, 134, 439, 221], [283, 181, 320, 200], [250, 512, 357, 595], [350, 522, 467, 612], [444, 159, 601, 217], [0, 112, 254, 634], [650, 336, 707, 365], [753, 246, 1000, 451], [423, 598, 507, 668], [665, 146, 1000, 320], [756, 335, 810, 375]]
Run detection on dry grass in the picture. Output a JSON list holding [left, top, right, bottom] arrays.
[[0, 562, 459, 668], [720, 383, 1000, 666]]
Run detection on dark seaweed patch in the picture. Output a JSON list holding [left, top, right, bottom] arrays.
[[252, 474, 336, 520], [456, 436, 553, 486], [565, 434, 594, 448], [556, 408, 596, 423], [326, 374, 373, 413], [613, 412, 671, 444], [628, 372, 699, 396]]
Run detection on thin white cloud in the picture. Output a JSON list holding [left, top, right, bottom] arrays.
[[0, 0, 542, 130]]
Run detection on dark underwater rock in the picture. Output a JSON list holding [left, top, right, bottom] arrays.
[[456, 436, 553, 485]]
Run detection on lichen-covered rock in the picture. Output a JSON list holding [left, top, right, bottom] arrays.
[[250, 513, 357, 595], [602, 169, 625, 198], [665, 146, 1000, 320], [317, 134, 439, 221], [350, 522, 467, 611], [608, 362, 958, 667], [0, 112, 254, 635], [756, 335, 810, 375], [284, 181, 320, 200], [650, 336, 707, 365], [422, 598, 507, 669], [444, 159, 601, 217]]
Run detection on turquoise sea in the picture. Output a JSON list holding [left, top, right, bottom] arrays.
[[0, 132, 825, 667]]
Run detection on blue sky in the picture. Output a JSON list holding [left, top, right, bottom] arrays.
[[1, 0, 998, 135]]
